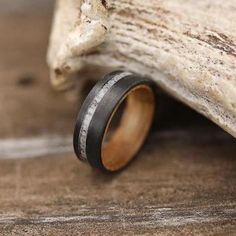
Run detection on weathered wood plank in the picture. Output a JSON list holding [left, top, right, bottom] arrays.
[[0, 0, 77, 139], [0, 129, 235, 235], [0, 1, 235, 235]]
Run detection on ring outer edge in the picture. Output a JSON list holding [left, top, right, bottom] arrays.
[[86, 74, 156, 171]]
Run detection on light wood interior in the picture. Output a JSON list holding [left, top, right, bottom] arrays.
[[102, 85, 155, 171]]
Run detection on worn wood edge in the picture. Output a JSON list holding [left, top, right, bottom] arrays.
[[0, 204, 235, 227]]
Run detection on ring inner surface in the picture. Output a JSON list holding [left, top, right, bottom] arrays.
[[101, 85, 155, 171]]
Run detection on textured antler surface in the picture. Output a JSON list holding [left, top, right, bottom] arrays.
[[47, 0, 236, 138]]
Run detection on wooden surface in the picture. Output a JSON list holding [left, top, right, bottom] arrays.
[[0, 1, 235, 235]]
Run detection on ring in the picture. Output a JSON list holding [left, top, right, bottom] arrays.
[[73, 71, 156, 171]]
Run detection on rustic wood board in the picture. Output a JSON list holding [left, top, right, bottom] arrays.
[[0, 131, 235, 235], [0, 1, 235, 235]]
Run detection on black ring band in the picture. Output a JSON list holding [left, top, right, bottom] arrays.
[[73, 71, 155, 171]]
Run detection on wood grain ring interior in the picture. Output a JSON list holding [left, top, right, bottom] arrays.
[[101, 85, 155, 171]]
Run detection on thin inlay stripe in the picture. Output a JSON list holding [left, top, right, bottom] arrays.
[[78, 71, 132, 161]]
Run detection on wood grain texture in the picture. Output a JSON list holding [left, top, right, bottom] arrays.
[[0, 1, 235, 235], [0, 130, 235, 235], [0, 1, 77, 139]]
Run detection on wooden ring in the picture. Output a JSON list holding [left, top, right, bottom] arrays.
[[73, 71, 155, 171]]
